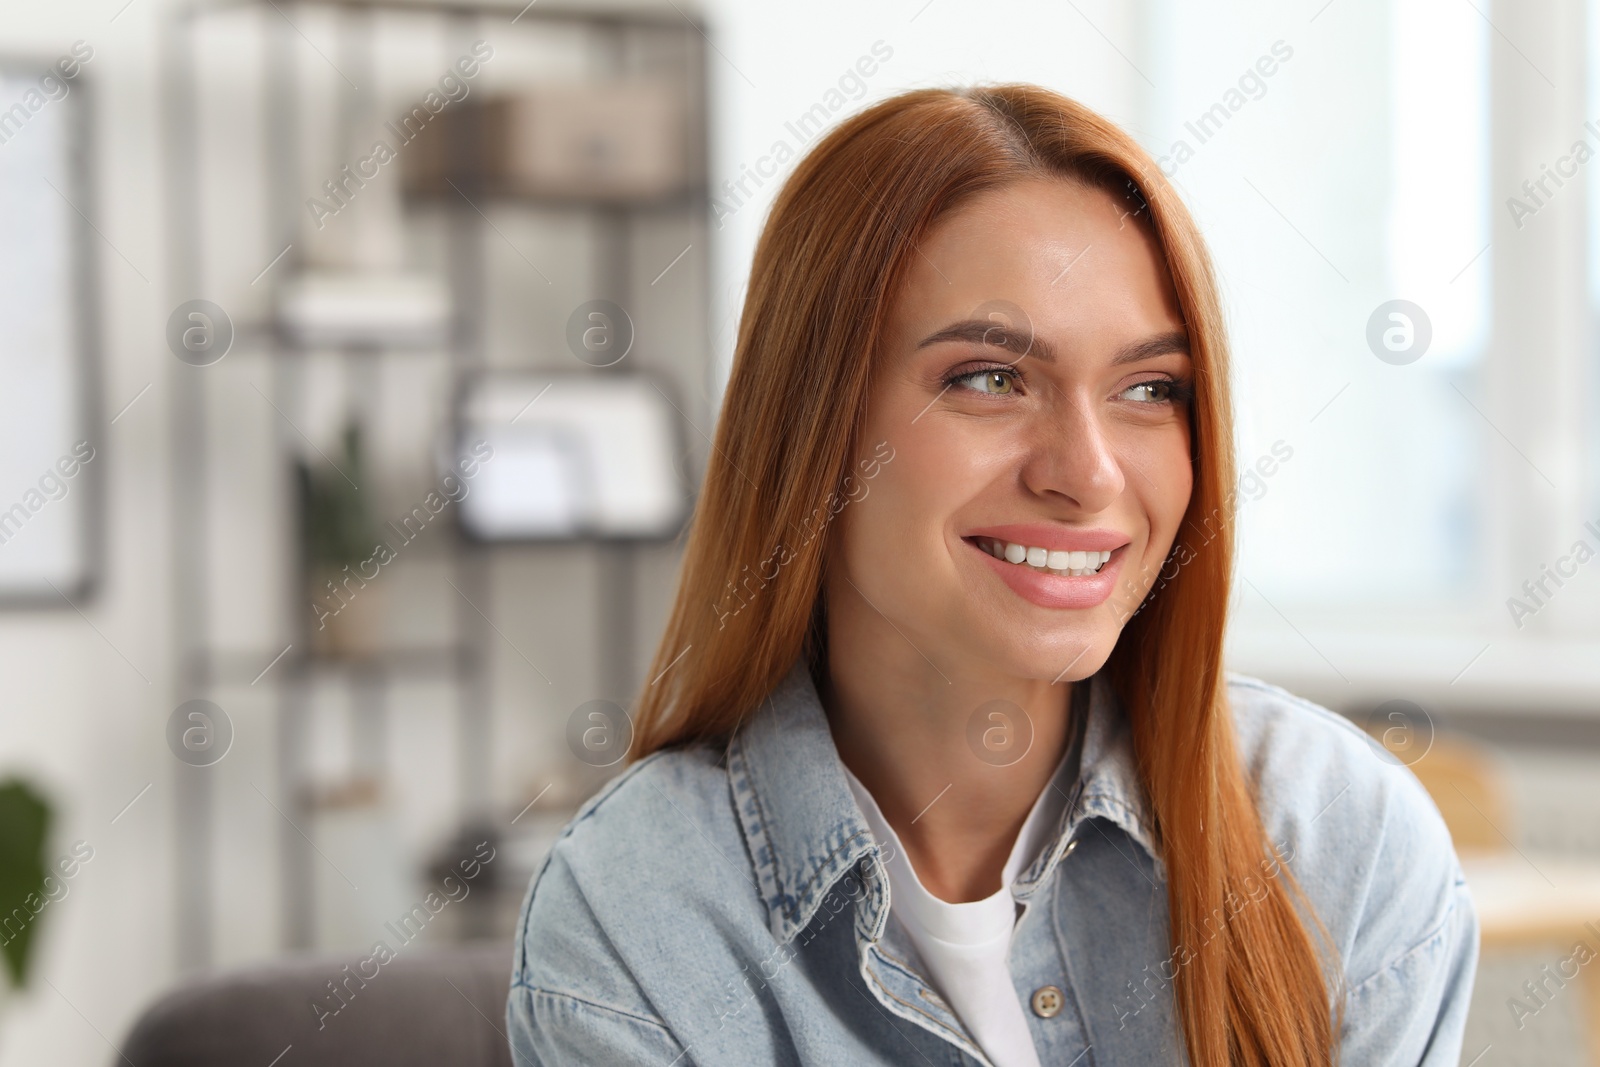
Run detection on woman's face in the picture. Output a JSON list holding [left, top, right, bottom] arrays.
[[831, 177, 1194, 685]]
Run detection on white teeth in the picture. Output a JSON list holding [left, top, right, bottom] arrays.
[[979, 539, 1113, 576]]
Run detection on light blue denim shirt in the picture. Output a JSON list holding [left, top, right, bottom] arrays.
[[507, 660, 1478, 1065]]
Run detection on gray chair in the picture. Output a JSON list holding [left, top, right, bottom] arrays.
[[119, 941, 515, 1066]]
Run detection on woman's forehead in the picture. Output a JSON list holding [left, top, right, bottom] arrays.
[[886, 178, 1184, 357]]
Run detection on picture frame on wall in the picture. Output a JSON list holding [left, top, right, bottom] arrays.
[[0, 51, 101, 604], [452, 371, 689, 544]]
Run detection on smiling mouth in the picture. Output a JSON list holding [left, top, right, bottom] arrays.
[[967, 537, 1114, 577]]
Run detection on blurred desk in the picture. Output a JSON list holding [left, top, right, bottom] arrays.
[[1462, 853, 1600, 1065], [1465, 854, 1600, 947]]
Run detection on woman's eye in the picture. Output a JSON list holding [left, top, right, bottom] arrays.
[[1123, 379, 1175, 403], [950, 368, 1017, 395]]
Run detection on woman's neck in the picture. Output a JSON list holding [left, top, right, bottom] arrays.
[[820, 604, 1077, 904]]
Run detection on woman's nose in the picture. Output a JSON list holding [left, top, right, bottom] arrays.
[[1018, 395, 1125, 513]]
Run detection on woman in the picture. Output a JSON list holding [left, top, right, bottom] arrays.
[[508, 85, 1477, 1066]]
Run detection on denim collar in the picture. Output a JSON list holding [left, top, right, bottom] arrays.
[[726, 658, 1162, 945], [1014, 663, 1166, 897]]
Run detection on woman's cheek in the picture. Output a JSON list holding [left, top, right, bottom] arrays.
[[839, 452, 923, 582], [1131, 432, 1193, 546], [1166, 446, 1196, 546]]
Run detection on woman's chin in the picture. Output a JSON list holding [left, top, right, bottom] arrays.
[[1029, 637, 1114, 684], [947, 632, 1115, 687]]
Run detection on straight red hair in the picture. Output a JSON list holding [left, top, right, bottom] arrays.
[[632, 85, 1341, 1066]]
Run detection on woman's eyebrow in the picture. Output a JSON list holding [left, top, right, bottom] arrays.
[[1110, 329, 1190, 366], [915, 321, 1190, 366], [917, 320, 1052, 363]]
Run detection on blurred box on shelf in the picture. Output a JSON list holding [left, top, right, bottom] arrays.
[[404, 83, 691, 203], [278, 270, 453, 349]]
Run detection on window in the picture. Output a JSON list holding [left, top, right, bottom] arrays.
[[1147, 0, 1489, 616]]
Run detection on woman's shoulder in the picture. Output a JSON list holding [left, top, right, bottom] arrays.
[[519, 739, 753, 925], [1221, 672, 1474, 988], [509, 743, 764, 1062], [512, 741, 764, 998], [1221, 671, 1454, 874], [1222, 671, 1423, 811], [1221, 672, 1445, 844], [551, 741, 739, 865]]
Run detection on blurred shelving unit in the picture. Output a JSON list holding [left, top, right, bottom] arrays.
[[164, 0, 709, 969]]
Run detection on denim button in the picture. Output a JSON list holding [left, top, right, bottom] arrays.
[[1062, 838, 1079, 857], [1030, 985, 1064, 1018]]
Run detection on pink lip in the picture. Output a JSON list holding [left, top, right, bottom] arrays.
[[964, 538, 1129, 610], [964, 524, 1131, 554]]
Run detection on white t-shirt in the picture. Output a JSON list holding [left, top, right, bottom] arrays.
[[843, 745, 1078, 1067]]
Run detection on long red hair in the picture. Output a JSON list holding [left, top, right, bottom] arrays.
[[632, 85, 1340, 1066]]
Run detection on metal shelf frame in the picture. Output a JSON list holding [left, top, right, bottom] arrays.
[[163, 0, 710, 969]]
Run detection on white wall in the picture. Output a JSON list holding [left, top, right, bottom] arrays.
[[0, 3, 174, 1064]]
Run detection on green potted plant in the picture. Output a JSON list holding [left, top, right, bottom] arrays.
[[0, 778, 53, 1012], [296, 421, 383, 659]]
